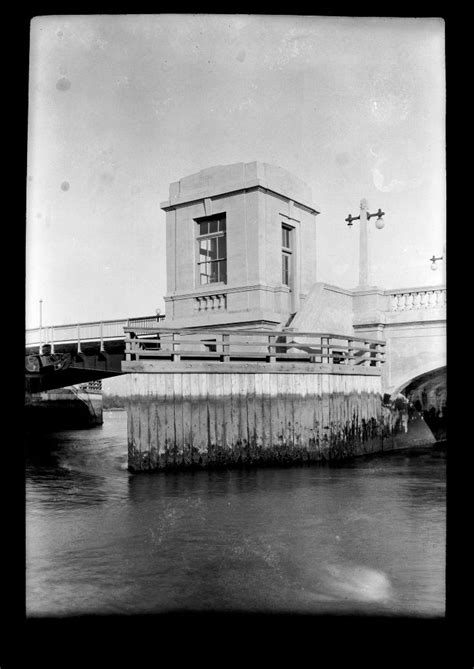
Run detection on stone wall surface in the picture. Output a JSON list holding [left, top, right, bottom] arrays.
[[289, 283, 354, 335], [161, 162, 319, 329]]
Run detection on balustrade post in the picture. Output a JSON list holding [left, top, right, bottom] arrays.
[[77, 324, 82, 354], [100, 322, 104, 352], [419, 291, 426, 308], [428, 291, 436, 308]]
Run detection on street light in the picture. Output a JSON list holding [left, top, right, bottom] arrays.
[[430, 255, 443, 271], [345, 207, 386, 229], [345, 199, 386, 288]]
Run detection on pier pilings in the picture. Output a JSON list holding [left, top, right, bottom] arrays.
[[124, 365, 419, 472]]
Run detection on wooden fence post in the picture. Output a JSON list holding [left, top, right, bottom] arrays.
[[221, 333, 230, 362], [348, 339, 354, 366], [322, 337, 330, 364], [267, 335, 276, 363], [172, 332, 181, 362], [364, 341, 370, 366]]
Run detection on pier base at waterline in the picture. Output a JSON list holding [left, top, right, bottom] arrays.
[[123, 365, 431, 472], [25, 385, 103, 431]]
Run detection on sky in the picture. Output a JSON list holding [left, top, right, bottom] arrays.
[[26, 14, 446, 330]]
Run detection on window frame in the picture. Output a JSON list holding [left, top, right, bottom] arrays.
[[196, 214, 227, 286], [281, 223, 293, 287]]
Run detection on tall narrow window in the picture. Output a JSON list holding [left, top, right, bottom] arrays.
[[197, 215, 227, 285], [282, 224, 292, 286]]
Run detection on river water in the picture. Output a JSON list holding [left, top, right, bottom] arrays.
[[26, 410, 446, 617]]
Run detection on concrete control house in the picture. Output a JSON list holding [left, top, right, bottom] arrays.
[[161, 161, 320, 329]]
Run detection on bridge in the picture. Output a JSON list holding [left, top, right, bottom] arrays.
[[25, 282, 446, 414], [24, 162, 446, 468], [25, 315, 164, 392]]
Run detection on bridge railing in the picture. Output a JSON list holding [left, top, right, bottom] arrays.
[[25, 315, 164, 350], [385, 285, 446, 312], [124, 327, 386, 367]]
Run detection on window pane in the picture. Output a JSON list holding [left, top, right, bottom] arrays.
[[218, 235, 226, 258], [209, 219, 218, 234], [209, 261, 219, 283], [218, 218, 226, 232], [282, 254, 289, 285], [200, 264, 209, 285], [199, 221, 209, 236], [219, 260, 227, 283], [199, 239, 209, 262], [209, 236, 218, 260], [282, 226, 291, 248]]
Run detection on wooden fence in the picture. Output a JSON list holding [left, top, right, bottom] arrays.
[[124, 327, 386, 367]]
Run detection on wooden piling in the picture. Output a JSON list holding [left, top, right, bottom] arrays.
[[127, 368, 386, 472]]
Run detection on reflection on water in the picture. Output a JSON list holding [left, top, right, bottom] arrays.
[[26, 410, 446, 617]]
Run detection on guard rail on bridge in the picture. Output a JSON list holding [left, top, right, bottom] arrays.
[[25, 315, 164, 352], [124, 327, 386, 367]]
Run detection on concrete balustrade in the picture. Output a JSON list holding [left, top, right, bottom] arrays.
[[388, 287, 446, 312]]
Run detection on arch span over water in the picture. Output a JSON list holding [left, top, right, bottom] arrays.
[[391, 366, 446, 442]]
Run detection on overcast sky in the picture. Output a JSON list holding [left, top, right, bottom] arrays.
[[26, 14, 445, 329]]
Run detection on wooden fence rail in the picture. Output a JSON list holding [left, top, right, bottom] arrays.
[[124, 327, 386, 367]]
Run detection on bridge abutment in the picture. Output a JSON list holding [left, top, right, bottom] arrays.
[[124, 366, 425, 472]]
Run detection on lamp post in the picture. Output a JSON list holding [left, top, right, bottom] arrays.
[[39, 299, 43, 354], [345, 199, 386, 288], [430, 255, 443, 271]]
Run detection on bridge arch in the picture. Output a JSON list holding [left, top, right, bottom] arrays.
[[389, 365, 446, 442], [390, 364, 446, 399]]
